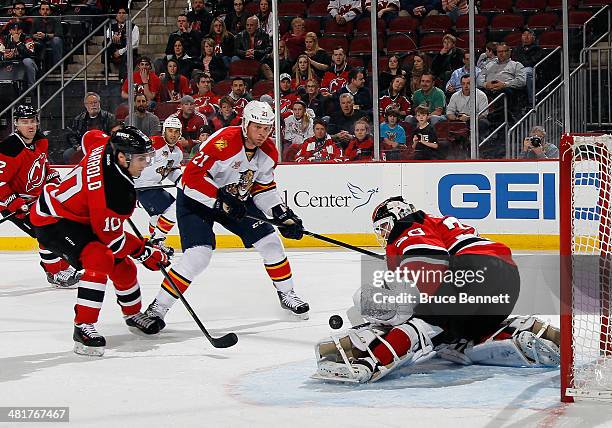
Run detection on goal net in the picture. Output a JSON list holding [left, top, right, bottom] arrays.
[[560, 134, 612, 402]]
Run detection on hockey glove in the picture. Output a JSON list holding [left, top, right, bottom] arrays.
[[272, 204, 304, 240], [46, 170, 61, 185], [214, 186, 246, 220], [5, 194, 29, 219], [133, 240, 170, 271]]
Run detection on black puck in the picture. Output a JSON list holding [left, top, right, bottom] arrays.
[[329, 314, 343, 330]]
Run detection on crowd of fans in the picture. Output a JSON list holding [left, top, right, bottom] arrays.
[[1, 0, 590, 162]]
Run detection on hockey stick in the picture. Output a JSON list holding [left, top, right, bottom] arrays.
[[245, 213, 385, 261], [126, 218, 238, 349], [136, 184, 177, 192]]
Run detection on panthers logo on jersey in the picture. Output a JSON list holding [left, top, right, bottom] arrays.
[[25, 153, 47, 193], [155, 160, 175, 180], [226, 169, 255, 200]]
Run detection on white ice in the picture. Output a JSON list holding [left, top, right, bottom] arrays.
[[0, 250, 610, 427]]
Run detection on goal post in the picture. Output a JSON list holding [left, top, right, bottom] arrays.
[[560, 133, 612, 402]]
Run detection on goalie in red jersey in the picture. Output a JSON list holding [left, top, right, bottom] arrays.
[[30, 127, 170, 357], [0, 104, 80, 288], [314, 196, 560, 383]]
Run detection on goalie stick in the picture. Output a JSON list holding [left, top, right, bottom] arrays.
[[126, 218, 238, 349], [245, 213, 385, 260]]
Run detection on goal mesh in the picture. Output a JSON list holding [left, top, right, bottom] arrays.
[[563, 134, 612, 401]]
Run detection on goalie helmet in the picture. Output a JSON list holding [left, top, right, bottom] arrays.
[[371, 196, 415, 247], [242, 100, 275, 136], [162, 116, 182, 146]]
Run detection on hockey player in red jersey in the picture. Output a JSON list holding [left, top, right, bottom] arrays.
[[145, 100, 310, 328], [314, 196, 560, 383], [0, 104, 80, 288], [30, 127, 170, 356]]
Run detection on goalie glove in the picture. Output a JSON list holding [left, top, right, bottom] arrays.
[[272, 204, 304, 240], [133, 239, 170, 271], [214, 186, 246, 220]]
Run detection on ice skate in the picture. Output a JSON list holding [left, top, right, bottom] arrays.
[[73, 323, 106, 356], [46, 265, 81, 288], [277, 289, 309, 320], [125, 312, 164, 335], [144, 299, 170, 331]]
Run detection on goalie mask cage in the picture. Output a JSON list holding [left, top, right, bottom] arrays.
[[560, 134, 612, 403]]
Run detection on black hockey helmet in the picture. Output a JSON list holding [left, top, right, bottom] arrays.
[[14, 104, 38, 121], [372, 196, 416, 246], [110, 126, 153, 155]]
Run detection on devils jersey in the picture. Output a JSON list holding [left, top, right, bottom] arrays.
[[386, 211, 515, 294], [320, 64, 351, 97], [134, 136, 183, 188], [31, 132, 139, 259], [0, 132, 58, 209], [194, 92, 220, 117], [181, 126, 282, 215]]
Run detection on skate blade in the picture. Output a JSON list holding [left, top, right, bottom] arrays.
[[73, 342, 105, 357], [283, 309, 309, 321], [311, 373, 361, 383], [127, 326, 161, 337]]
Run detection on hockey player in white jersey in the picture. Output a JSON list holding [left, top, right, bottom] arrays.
[[144, 100, 309, 327], [314, 196, 560, 383], [134, 117, 184, 256]]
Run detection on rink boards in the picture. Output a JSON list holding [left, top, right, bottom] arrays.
[[0, 160, 560, 251]]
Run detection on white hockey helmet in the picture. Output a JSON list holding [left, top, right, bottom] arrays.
[[163, 116, 182, 145], [241, 100, 275, 136], [372, 196, 416, 247]]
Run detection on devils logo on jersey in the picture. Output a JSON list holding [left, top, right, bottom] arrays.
[[25, 153, 47, 193]]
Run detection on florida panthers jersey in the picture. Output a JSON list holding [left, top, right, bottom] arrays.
[[181, 126, 282, 215], [30, 132, 139, 259], [0, 132, 58, 209], [134, 136, 183, 188]]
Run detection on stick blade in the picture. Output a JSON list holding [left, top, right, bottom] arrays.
[[211, 332, 238, 348]]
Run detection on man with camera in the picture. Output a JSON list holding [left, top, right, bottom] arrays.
[[520, 126, 559, 159]]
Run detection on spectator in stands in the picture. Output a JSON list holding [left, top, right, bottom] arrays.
[[256, 0, 273, 39], [279, 73, 300, 119], [284, 100, 314, 147], [186, 0, 212, 34], [512, 28, 545, 105], [477, 42, 526, 120], [164, 14, 202, 61], [121, 56, 161, 107], [207, 17, 235, 67], [1, 22, 37, 89], [328, 93, 369, 148], [431, 34, 464, 83], [520, 126, 559, 159], [295, 118, 343, 163], [445, 51, 480, 95], [328, 0, 363, 25], [167, 38, 194, 79], [301, 78, 326, 118], [127, 93, 161, 137], [364, 0, 399, 23], [71, 92, 117, 139], [189, 124, 214, 158], [441, 0, 467, 22], [225, 0, 248, 35], [379, 75, 411, 120], [477, 42, 497, 70], [193, 72, 220, 117], [446, 74, 489, 137], [234, 15, 273, 80], [321, 46, 351, 98], [292, 54, 317, 95], [210, 96, 241, 130], [380, 55, 407, 94], [381, 107, 406, 148], [158, 58, 192, 102], [405, 52, 429, 96], [345, 119, 374, 161], [170, 95, 208, 154], [282, 17, 306, 62], [401, 0, 440, 18], [408, 72, 446, 126], [197, 38, 226, 82], [2, 1, 32, 35], [303, 32, 330, 79], [335, 67, 372, 114], [227, 77, 253, 115], [277, 39, 293, 75], [412, 104, 441, 160], [32, 1, 63, 71]]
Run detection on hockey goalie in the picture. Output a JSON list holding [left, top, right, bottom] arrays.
[[314, 196, 561, 383]]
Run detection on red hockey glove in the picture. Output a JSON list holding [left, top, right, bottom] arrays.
[[46, 170, 61, 185], [133, 240, 170, 271], [6, 195, 29, 219]]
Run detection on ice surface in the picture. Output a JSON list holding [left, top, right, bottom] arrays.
[[0, 250, 610, 427]]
